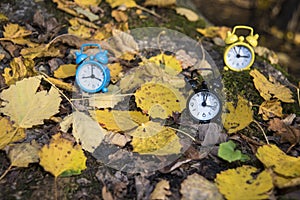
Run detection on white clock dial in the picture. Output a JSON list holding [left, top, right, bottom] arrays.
[[225, 45, 253, 70], [77, 63, 104, 91], [188, 91, 221, 121]]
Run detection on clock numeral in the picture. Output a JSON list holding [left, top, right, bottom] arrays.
[[202, 113, 206, 117]]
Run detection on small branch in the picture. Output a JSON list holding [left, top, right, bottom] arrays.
[[253, 120, 269, 144]]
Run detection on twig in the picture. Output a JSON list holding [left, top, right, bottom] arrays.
[[135, 5, 162, 18], [253, 120, 269, 144], [70, 93, 134, 101], [0, 164, 13, 181], [168, 127, 196, 141]]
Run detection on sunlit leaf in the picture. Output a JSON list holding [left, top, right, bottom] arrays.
[[91, 110, 149, 132], [256, 144, 300, 178], [134, 82, 185, 119], [222, 95, 253, 134], [250, 69, 294, 103], [0, 76, 62, 128], [218, 140, 249, 163], [131, 121, 182, 155], [105, 0, 137, 8], [181, 173, 223, 200], [215, 165, 273, 200], [39, 133, 87, 177], [0, 117, 25, 150]]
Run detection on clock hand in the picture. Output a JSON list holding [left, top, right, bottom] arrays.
[[82, 76, 92, 79], [233, 46, 238, 55], [239, 55, 250, 58], [94, 77, 102, 82]]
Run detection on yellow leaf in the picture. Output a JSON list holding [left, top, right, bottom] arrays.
[[181, 173, 223, 200], [150, 180, 171, 200], [256, 144, 300, 177], [250, 69, 294, 103], [3, 23, 32, 39], [131, 121, 182, 155], [111, 10, 128, 22], [0, 76, 62, 128], [175, 7, 199, 22], [273, 173, 300, 189], [39, 133, 87, 177], [215, 165, 273, 200], [222, 95, 253, 133], [0, 13, 8, 21], [20, 44, 62, 60], [68, 18, 93, 39], [134, 82, 185, 119], [196, 26, 231, 40], [146, 53, 182, 75], [259, 100, 283, 120], [74, 0, 101, 7], [105, 0, 137, 8], [0, 117, 26, 150], [144, 0, 176, 7], [91, 110, 149, 132], [8, 142, 39, 167], [46, 77, 75, 92], [88, 88, 125, 108], [2, 57, 36, 85], [73, 111, 106, 153], [54, 64, 77, 79], [107, 63, 123, 83]]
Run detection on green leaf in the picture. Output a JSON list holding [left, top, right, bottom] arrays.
[[218, 140, 249, 163]]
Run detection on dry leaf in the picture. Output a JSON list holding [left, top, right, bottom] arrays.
[[150, 180, 171, 200], [215, 165, 273, 200], [0, 117, 26, 150], [105, 132, 131, 147], [91, 110, 149, 132], [20, 44, 62, 60], [46, 77, 75, 92], [254, 46, 279, 64], [39, 133, 87, 177], [134, 82, 185, 119], [68, 18, 93, 39], [74, 0, 102, 7], [250, 69, 294, 103], [73, 111, 106, 153], [111, 10, 128, 22], [131, 121, 182, 155], [111, 29, 139, 57], [198, 123, 227, 146], [222, 95, 253, 134], [7, 141, 39, 167], [107, 63, 123, 83], [2, 57, 36, 85], [88, 88, 125, 109], [181, 173, 223, 200], [105, 0, 137, 8], [54, 64, 77, 79], [256, 144, 300, 178], [144, 0, 176, 7], [259, 99, 283, 120], [175, 7, 199, 22], [196, 26, 231, 40], [175, 49, 197, 69], [74, 7, 99, 22], [0, 76, 62, 128]]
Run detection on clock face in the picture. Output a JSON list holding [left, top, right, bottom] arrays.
[[187, 91, 221, 122], [76, 62, 105, 93], [224, 43, 254, 71]]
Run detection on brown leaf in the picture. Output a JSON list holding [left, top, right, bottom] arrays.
[[258, 99, 283, 120]]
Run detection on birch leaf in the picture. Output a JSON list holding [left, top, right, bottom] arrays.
[[250, 69, 294, 103], [215, 165, 273, 200], [73, 111, 106, 153], [0, 76, 62, 128], [222, 95, 253, 134], [39, 133, 87, 177]]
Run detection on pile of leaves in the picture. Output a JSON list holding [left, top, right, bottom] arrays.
[[0, 0, 300, 199]]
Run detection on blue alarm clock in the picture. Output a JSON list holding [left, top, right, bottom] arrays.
[[75, 43, 110, 93]]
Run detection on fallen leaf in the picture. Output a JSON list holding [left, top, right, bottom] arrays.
[[218, 140, 249, 163], [134, 82, 185, 119], [198, 123, 227, 146], [0, 13, 8, 21], [175, 49, 197, 69], [256, 144, 300, 177], [215, 165, 273, 200], [68, 18, 93, 39], [111, 29, 139, 57], [222, 95, 253, 134], [0, 76, 62, 128], [107, 63, 123, 83], [74, 0, 101, 8], [105, 0, 137, 8], [73, 111, 106, 153], [105, 132, 131, 147], [250, 69, 294, 103], [259, 99, 283, 120], [39, 133, 87, 177], [111, 10, 128, 22], [7, 141, 40, 167], [0, 117, 26, 150], [131, 121, 182, 155], [181, 173, 223, 200], [175, 7, 199, 22], [2, 57, 36, 85], [254, 46, 279, 64], [91, 110, 149, 132], [197, 26, 231, 40], [20, 44, 62, 60], [273, 173, 300, 189], [54, 64, 77, 79], [73, 7, 99, 22], [150, 180, 171, 200], [60, 113, 73, 133], [46, 77, 75, 92], [102, 186, 114, 200], [144, 0, 176, 7]]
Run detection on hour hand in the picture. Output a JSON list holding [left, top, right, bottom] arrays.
[[82, 76, 92, 79]]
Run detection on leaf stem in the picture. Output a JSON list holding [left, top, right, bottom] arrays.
[[70, 93, 134, 101], [168, 127, 196, 141], [0, 164, 13, 181], [253, 120, 269, 144]]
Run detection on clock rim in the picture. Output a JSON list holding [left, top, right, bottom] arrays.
[[186, 90, 222, 123], [75, 60, 109, 93], [223, 42, 255, 71]]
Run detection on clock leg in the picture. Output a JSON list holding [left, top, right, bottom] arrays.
[[102, 87, 108, 93]]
